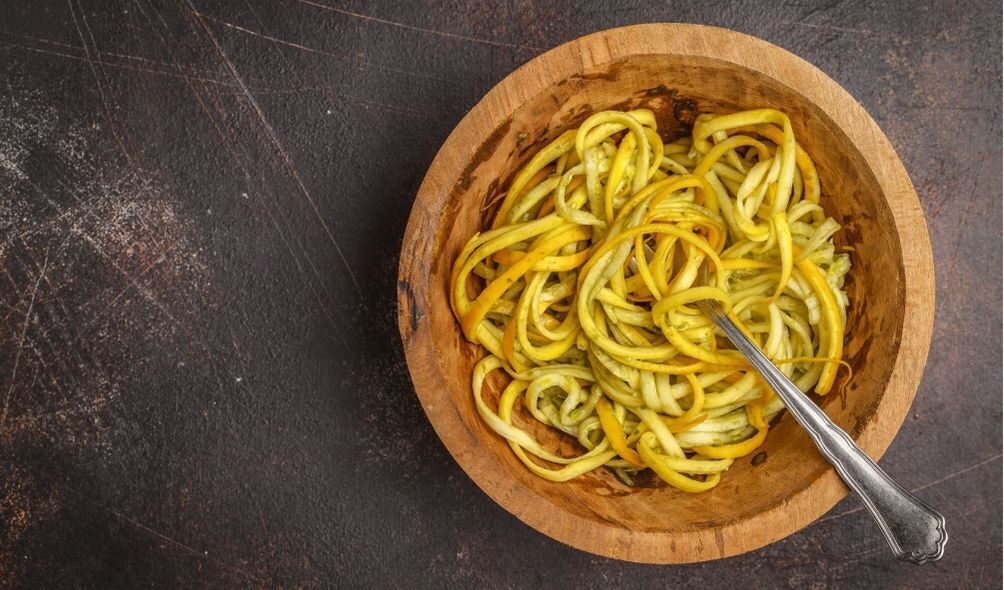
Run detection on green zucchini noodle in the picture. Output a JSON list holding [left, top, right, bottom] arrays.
[[450, 108, 851, 492]]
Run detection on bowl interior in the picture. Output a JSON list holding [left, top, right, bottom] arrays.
[[425, 55, 905, 535]]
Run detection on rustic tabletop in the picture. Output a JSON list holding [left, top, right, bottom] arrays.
[[0, 1, 1000, 588]]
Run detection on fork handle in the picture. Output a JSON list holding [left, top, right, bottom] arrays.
[[705, 302, 947, 564]]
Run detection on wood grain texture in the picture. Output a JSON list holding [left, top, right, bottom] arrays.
[[0, 0, 999, 587], [398, 23, 935, 563]]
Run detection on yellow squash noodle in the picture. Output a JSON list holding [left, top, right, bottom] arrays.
[[451, 108, 851, 492]]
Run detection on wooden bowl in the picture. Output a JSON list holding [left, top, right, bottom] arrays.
[[397, 23, 934, 563]]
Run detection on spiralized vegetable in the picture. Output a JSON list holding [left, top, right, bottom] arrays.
[[450, 108, 851, 491]]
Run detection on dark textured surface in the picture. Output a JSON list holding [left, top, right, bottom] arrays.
[[0, 1, 1000, 588]]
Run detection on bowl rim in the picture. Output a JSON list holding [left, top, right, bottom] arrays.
[[397, 22, 935, 563]]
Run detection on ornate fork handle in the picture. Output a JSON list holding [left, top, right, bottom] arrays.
[[697, 300, 946, 564]]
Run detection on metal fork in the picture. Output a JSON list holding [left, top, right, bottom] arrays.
[[696, 299, 947, 564]]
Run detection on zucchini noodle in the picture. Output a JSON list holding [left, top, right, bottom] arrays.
[[451, 108, 851, 492]]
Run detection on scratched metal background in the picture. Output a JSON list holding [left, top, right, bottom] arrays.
[[0, 1, 1000, 588]]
